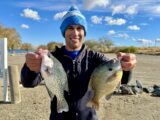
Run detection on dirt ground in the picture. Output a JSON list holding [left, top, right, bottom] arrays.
[[0, 53, 160, 120]]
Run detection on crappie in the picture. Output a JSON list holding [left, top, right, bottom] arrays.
[[40, 53, 69, 113], [87, 58, 123, 110]]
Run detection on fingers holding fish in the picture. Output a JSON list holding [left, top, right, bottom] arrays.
[[25, 52, 42, 72], [117, 52, 136, 71]]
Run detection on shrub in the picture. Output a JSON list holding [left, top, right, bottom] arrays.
[[118, 46, 138, 53]]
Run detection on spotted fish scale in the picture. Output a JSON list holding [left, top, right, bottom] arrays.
[[41, 53, 69, 113]]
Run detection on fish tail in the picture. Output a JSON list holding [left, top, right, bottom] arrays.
[[87, 99, 100, 110], [57, 98, 69, 113]]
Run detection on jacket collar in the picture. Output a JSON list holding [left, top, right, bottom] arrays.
[[55, 44, 87, 61]]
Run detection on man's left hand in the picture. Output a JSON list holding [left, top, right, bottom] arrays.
[[117, 52, 136, 71]]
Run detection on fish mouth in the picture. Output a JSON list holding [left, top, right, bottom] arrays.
[[110, 58, 121, 69]]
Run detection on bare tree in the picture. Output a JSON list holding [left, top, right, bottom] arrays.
[[0, 25, 21, 50], [99, 36, 113, 48], [21, 43, 33, 51], [37, 45, 48, 50]]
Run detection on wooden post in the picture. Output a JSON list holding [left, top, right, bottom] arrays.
[[8, 65, 21, 104]]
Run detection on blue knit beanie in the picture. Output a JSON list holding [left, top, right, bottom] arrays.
[[60, 5, 87, 37]]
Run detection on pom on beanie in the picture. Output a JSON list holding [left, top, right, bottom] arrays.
[[60, 5, 87, 37]]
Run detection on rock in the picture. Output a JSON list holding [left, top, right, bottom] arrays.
[[143, 87, 154, 93], [152, 85, 160, 97], [119, 84, 134, 95]]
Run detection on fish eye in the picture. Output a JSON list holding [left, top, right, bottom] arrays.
[[45, 68, 48, 72], [108, 68, 112, 71]]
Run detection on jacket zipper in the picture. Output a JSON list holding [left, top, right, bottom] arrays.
[[63, 55, 76, 73], [73, 60, 76, 72]]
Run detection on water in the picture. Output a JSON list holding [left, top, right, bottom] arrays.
[[8, 49, 34, 54]]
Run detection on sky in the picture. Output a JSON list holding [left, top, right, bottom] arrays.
[[1, 0, 160, 47]]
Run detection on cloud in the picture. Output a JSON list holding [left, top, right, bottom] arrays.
[[128, 25, 140, 30], [111, 4, 138, 15], [140, 23, 148, 26], [155, 6, 160, 13], [111, 4, 126, 15], [16, 2, 69, 11], [104, 17, 126, 25], [136, 39, 153, 45], [83, 0, 110, 10], [135, 3, 160, 17], [16, 2, 35, 8], [107, 30, 116, 35], [126, 4, 138, 15], [117, 33, 129, 39], [83, 1, 160, 17], [21, 24, 29, 29], [156, 38, 160, 42], [53, 11, 67, 20], [16, 1, 160, 17], [107, 30, 129, 39], [40, 5, 69, 11], [151, 5, 160, 15], [21, 8, 40, 21], [91, 16, 103, 24]]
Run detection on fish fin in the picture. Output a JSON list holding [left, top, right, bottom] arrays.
[[136, 80, 143, 89], [64, 81, 69, 92], [87, 99, 100, 110], [56, 97, 69, 113], [117, 81, 121, 89], [105, 93, 113, 100], [88, 83, 92, 91], [114, 81, 121, 92]]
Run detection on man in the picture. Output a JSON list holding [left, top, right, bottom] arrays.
[[21, 5, 136, 120]]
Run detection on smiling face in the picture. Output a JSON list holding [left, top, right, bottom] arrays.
[[64, 25, 85, 51]]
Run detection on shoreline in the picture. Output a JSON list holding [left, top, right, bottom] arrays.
[[0, 53, 160, 120]]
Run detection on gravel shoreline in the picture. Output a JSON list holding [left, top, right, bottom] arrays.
[[0, 53, 160, 120]]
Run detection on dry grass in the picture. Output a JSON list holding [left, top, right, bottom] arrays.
[[136, 47, 160, 55]]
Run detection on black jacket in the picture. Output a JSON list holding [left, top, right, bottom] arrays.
[[21, 45, 131, 120]]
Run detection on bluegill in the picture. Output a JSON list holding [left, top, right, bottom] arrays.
[[87, 58, 123, 110]]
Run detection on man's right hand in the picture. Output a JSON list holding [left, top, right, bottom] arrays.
[[25, 49, 48, 72]]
